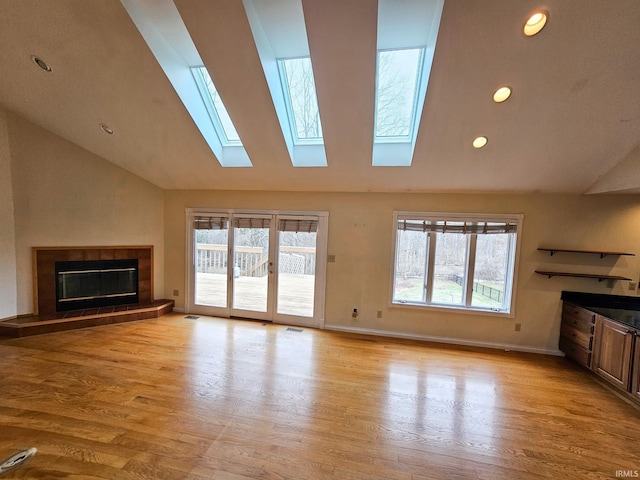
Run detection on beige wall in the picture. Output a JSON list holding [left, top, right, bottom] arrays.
[[3, 112, 638, 354], [0, 111, 17, 319], [164, 190, 640, 353], [7, 113, 165, 315]]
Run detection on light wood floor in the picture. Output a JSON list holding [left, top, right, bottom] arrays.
[[0, 313, 639, 479]]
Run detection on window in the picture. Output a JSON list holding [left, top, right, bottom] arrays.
[[375, 48, 424, 140], [391, 212, 521, 314], [278, 57, 323, 143], [192, 67, 241, 145], [243, 0, 327, 166]]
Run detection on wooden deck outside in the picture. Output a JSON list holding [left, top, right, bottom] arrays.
[[196, 272, 315, 317], [1, 314, 639, 478]]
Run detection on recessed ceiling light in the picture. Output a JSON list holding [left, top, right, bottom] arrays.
[[472, 136, 488, 149], [493, 86, 512, 103], [523, 11, 548, 36], [100, 123, 114, 135], [30, 55, 52, 72]]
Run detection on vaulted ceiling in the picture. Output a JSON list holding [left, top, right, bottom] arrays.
[[1, 0, 639, 194]]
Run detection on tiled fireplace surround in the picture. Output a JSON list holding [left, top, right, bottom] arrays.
[[34, 246, 154, 315]]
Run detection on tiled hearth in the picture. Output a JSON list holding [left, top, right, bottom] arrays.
[[0, 245, 174, 337], [0, 300, 174, 337]]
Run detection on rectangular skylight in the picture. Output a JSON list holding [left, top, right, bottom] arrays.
[[192, 67, 241, 145], [372, 0, 444, 166], [375, 48, 424, 141], [278, 57, 323, 143], [121, 0, 251, 167]]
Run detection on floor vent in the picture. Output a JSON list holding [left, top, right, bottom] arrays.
[[184, 315, 200, 320], [286, 327, 303, 332]]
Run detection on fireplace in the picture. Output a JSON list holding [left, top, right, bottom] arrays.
[[55, 259, 139, 312], [33, 246, 153, 315]]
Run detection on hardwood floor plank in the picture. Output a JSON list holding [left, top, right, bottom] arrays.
[[0, 313, 639, 479]]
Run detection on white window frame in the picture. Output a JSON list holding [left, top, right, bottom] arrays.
[[191, 66, 242, 147], [389, 211, 523, 317]]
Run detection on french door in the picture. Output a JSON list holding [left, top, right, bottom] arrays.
[[186, 210, 328, 328]]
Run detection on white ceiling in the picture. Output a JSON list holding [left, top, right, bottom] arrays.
[[0, 0, 639, 194]]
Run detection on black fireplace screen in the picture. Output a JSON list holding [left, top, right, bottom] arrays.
[[55, 259, 139, 311]]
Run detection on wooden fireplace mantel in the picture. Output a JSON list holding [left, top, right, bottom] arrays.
[[33, 246, 154, 315]]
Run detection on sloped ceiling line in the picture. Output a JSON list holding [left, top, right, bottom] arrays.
[[0, 0, 638, 193]]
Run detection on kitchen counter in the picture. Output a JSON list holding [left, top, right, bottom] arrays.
[[561, 291, 640, 330], [586, 307, 640, 329], [560, 291, 640, 405]]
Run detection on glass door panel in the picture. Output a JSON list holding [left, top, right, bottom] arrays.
[[194, 216, 229, 309], [188, 210, 327, 328], [277, 218, 317, 317], [232, 217, 271, 314]]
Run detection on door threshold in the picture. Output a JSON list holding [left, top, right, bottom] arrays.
[[230, 315, 272, 324]]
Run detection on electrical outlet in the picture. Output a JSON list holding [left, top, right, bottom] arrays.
[[173, 289, 179, 296], [352, 308, 358, 318], [514, 323, 521, 332], [376, 310, 382, 319], [628, 282, 637, 291]]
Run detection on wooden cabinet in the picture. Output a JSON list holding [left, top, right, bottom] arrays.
[[559, 303, 595, 368], [592, 316, 634, 390], [632, 333, 640, 401], [560, 299, 640, 405]]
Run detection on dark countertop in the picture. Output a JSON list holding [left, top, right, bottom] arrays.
[[586, 307, 640, 330], [562, 291, 640, 330]]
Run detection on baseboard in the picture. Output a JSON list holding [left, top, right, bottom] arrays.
[[324, 324, 564, 356]]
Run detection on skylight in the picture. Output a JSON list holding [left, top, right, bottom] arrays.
[[375, 48, 424, 140], [244, 0, 327, 167], [193, 67, 241, 145], [121, 0, 251, 167], [373, 0, 444, 166], [278, 57, 323, 143]]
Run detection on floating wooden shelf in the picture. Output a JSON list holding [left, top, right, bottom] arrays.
[[535, 270, 632, 282], [537, 248, 635, 259]]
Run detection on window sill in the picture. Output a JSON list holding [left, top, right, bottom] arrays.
[[390, 301, 513, 318]]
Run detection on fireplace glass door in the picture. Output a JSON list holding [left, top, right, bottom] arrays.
[[55, 259, 139, 311]]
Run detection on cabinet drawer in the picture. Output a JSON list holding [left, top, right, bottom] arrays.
[[562, 314, 595, 335], [561, 323, 593, 350], [560, 337, 592, 368], [562, 303, 596, 332]]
